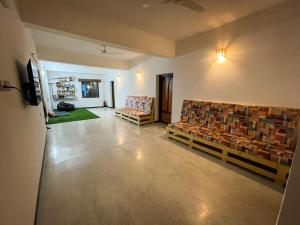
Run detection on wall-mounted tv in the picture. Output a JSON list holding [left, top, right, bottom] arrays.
[[26, 59, 42, 106]]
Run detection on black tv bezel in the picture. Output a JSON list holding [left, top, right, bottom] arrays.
[[27, 59, 42, 106]]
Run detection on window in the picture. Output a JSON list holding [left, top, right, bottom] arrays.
[[81, 80, 100, 98]]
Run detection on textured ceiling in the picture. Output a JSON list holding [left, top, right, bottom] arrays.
[[30, 28, 143, 61], [63, 0, 285, 41]]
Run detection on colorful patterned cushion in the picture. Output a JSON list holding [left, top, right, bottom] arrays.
[[121, 108, 148, 116], [171, 100, 300, 166], [118, 96, 153, 116]]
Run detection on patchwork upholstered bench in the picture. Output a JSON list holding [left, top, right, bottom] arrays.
[[115, 96, 155, 126], [166, 100, 300, 184]]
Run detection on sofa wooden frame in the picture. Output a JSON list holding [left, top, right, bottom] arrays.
[[115, 98, 155, 126], [166, 126, 290, 185]]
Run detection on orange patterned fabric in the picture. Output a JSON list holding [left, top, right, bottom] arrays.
[[118, 96, 153, 116], [121, 108, 148, 116], [169, 100, 300, 166]]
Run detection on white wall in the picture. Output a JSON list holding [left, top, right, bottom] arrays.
[[0, 1, 46, 225], [42, 61, 126, 109], [112, 0, 300, 123], [37, 61, 52, 112], [109, 2, 300, 225], [47, 71, 106, 109]]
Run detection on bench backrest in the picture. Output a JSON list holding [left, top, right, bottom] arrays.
[[125, 96, 153, 114], [181, 100, 300, 149]]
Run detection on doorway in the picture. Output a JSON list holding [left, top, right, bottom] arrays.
[[111, 81, 115, 108], [158, 73, 173, 123]]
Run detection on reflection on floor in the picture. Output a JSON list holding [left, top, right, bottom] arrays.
[[37, 108, 283, 225]]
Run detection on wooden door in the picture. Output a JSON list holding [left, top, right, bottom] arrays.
[[159, 74, 173, 123], [111, 81, 115, 108]]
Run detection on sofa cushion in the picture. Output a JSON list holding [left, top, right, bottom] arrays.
[[180, 100, 299, 149], [123, 96, 153, 115], [121, 108, 149, 116], [169, 118, 296, 165]]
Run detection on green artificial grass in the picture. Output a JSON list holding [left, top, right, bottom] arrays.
[[47, 108, 99, 124]]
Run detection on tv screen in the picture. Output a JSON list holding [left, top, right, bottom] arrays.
[[27, 59, 42, 106]]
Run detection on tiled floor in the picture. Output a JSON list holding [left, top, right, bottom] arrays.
[[37, 108, 283, 225]]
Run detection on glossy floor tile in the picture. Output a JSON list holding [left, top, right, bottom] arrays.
[[37, 108, 283, 225]]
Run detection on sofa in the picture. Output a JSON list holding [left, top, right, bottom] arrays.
[[115, 96, 155, 126], [167, 100, 300, 184]]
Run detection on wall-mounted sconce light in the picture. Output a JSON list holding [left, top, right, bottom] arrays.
[[116, 75, 121, 81], [136, 71, 143, 79], [216, 48, 226, 63]]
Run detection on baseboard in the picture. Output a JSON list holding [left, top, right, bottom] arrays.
[[84, 106, 104, 109]]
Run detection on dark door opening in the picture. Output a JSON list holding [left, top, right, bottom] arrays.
[[111, 81, 115, 108], [158, 73, 173, 123]]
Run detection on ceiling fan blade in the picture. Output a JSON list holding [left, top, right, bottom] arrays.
[[180, 0, 205, 13], [98, 44, 122, 55]]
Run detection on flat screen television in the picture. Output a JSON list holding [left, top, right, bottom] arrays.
[[27, 59, 42, 106]]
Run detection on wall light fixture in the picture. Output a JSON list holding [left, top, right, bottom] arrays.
[[136, 71, 142, 79], [216, 48, 226, 63]]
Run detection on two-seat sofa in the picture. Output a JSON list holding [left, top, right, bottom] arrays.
[[115, 96, 155, 126], [166, 100, 300, 184]]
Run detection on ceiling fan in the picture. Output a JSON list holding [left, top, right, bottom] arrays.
[[98, 45, 122, 55], [142, 0, 205, 13]]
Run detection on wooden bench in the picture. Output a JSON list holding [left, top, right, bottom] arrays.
[[166, 100, 300, 185], [115, 96, 155, 126]]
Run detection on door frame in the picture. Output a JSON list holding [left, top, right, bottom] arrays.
[[111, 81, 115, 108], [156, 73, 173, 123]]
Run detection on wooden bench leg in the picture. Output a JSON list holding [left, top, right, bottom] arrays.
[[276, 165, 289, 185], [222, 149, 228, 162], [188, 138, 193, 150], [166, 129, 171, 137]]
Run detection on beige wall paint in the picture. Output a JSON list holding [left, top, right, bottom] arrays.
[[112, 3, 300, 224], [128, 55, 153, 69], [16, 0, 175, 58], [112, 0, 300, 122], [176, 0, 298, 56], [37, 46, 129, 70], [0, 1, 46, 225]]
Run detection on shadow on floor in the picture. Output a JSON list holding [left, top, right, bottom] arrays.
[[160, 135, 284, 193]]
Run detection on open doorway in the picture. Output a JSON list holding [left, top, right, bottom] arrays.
[[158, 73, 173, 123], [111, 81, 115, 108]]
